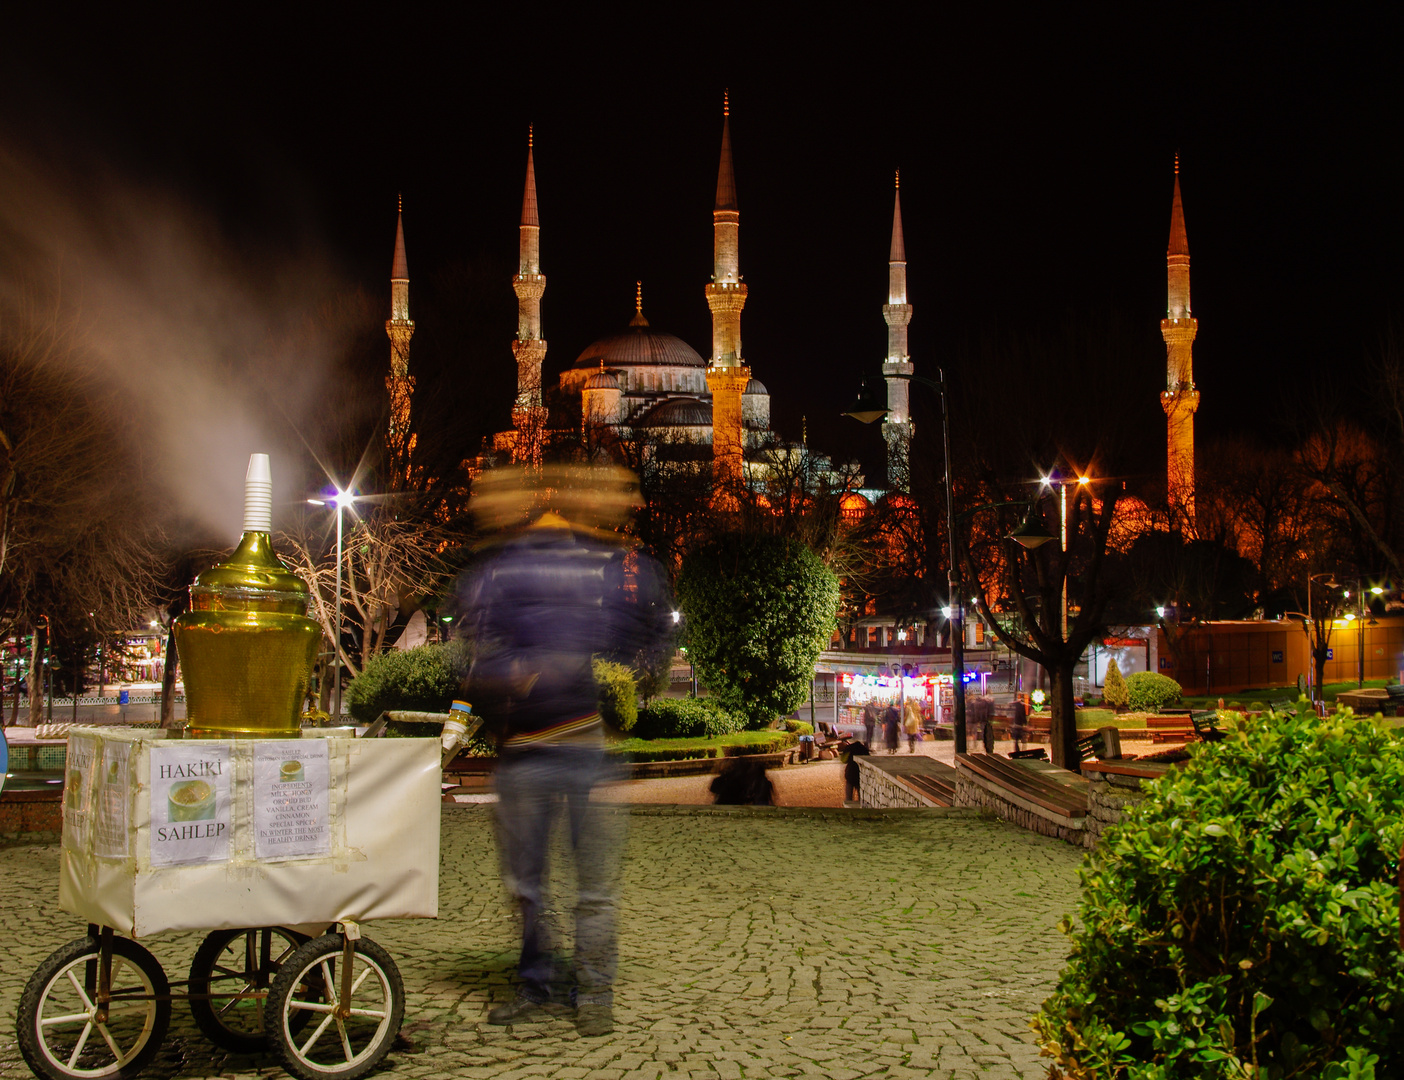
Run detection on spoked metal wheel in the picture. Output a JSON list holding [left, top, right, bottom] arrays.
[[267, 933, 404, 1080], [16, 935, 171, 1080], [187, 927, 310, 1052]]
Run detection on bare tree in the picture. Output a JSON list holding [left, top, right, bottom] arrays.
[[1, 299, 166, 722]]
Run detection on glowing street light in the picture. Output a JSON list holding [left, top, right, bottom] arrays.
[[307, 488, 359, 721]]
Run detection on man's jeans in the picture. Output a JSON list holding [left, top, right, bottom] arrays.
[[494, 746, 623, 1006]]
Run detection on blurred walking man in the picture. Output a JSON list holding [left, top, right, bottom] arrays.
[[462, 466, 670, 1037]]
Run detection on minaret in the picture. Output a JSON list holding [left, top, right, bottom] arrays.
[[511, 125, 548, 466], [882, 171, 914, 491], [385, 195, 416, 484], [1160, 155, 1198, 525], [704, 90, 751, 501]]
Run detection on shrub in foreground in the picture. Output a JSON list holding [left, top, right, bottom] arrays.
[[1125, 670, 1182, 712], [1034, 700, 1404, 1078], [632, 696, 743, 740]]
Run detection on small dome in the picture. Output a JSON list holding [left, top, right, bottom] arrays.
[[638, 397, 712, 427], [584, 369, 620, 391], [744, 378, 769, 395], [574, 326, 706, 370]]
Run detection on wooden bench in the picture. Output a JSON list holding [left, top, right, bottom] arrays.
[[955, 753, 1089, 825], [1146, 715, 1194, 743], [1024, 714, 1052, 742]]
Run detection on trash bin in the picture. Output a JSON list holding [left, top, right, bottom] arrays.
[[798, 735, 814, 762]]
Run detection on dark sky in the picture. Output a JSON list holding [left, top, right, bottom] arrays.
[[2, 8, 1399, 489]]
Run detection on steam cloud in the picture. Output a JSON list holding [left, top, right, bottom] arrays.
[[0, 137, 362, 542]]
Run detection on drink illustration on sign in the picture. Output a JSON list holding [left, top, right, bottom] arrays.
[[149, 745, 232, 866]]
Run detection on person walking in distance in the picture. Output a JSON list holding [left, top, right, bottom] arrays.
[[462, 465, 670, 1038], [882, 703, 901, 754], [862, 701, 878, 748], [902, 696, 922, 753]]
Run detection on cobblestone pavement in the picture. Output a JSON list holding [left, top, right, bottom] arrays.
[[0, 805, 1083, 1080]]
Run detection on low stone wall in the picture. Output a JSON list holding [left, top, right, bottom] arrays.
[[856, 756, 939, 809], [0, 791, 62, 842], [1083, 770, 1151, 848], [952, 774, 1086, 845]]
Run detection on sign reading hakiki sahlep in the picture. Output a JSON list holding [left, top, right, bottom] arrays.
[[149, 745, 231, 866], [253, 740, 331, 860]]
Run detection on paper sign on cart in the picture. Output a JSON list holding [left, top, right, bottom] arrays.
[[62, 734, 98, 855], [149, 744, 231, 866], [253, 740, 331, 860], [93, 741, 132, 859]]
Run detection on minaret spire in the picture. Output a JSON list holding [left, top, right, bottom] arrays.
[[385, 196, 416, 485], [630, 280, 649, 327], [705, 89, 751, 503], [1160, 155, 1199, 527], [882, 170, 914, 490], [511, 125, 548, 465]]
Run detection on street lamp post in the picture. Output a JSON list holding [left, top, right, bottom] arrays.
[[308, 490, 357, 721], [1342, 580, 1384, 689], [1037, 471, 1089, 640], [844, 370, 968, 753], [1304, 570, 1339, 705]]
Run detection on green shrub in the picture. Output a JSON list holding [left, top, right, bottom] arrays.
[[344, 642, 470, 724], [1248, 700, 1267, 712], [593, 658, 638, 732], [721, 732, 796, 756], [784, 719, 814, 736], [1102, 658, 1130, 709], [1034, 700, 1404, 1078], [1125, 671, 1182, 712], [1227, 700, 1245, 711], [633, 696, 743, 740]]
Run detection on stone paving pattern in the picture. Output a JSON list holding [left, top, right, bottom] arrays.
[[0, 804, 1084, 1080]]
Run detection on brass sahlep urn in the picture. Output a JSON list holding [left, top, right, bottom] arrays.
[[175, 454, 322, 738]]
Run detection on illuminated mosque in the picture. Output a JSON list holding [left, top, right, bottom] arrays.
[[379, 96, 1197, 513]]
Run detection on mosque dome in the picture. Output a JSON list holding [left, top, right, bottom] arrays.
[[573, 326, 706, 371], [584, 369, 621, 390], [744, 378, 769, 395], [638, 397, 712, 428]]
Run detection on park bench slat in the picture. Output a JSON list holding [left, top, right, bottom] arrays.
[[955, 753, 1088, 817]]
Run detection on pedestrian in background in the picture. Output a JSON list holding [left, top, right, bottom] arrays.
[[862, 701, 878, 748], [902, 697, 922, 753], [882, 704, 900, 754], [463, 465, 671, 1038]]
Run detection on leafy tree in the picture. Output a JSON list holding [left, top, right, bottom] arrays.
[[675, 531, 839, 728], [1101, 657, 1129, 709], [1035, 702, 1404, 1077]]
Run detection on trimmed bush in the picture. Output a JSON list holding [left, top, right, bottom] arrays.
[[1102, 658, 1130, 709], [608, 730, 798, 762], [784, 719, 815, 736], [632, 696, 744, 740], [344, 642, 471, 724], [1035, 701, 1404, 1078], [593, 658, 638, 732], [1125, 670, 1182, 712]]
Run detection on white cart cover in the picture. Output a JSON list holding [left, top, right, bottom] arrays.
[[58, 728, 440, 937]]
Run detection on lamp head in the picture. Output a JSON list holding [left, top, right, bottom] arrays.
[[842, 378, 888, 424], [1009, 512, 1055, 550]]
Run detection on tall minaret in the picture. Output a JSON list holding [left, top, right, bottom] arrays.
[[385, 195, 416, 483], [1160, 155, 1198, 525], [511, 126, 548, 466], [882, 171, 914, 491], [704, 90, 751, 500]]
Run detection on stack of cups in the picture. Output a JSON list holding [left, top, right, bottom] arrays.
[[441, 700, 473, 769]]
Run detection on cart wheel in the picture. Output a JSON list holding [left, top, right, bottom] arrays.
[[267, 933, 404, 1080], [16, 935, 170, 1080], [187, 927, 310, 1053]]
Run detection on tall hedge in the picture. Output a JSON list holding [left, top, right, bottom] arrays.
[[1101, 657, 1130, 709], [1035, 700, 1404, 1078], [675, 531, 839, 728]]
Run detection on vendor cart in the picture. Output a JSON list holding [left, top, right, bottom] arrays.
[[15, 726, 441, 1080]]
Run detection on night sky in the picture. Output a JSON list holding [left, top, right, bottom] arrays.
[[2, 9, 1399, 510]]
